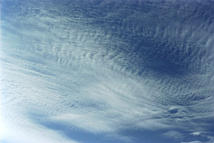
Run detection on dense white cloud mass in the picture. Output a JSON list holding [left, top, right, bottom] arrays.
[[1, 0, 214, 143]]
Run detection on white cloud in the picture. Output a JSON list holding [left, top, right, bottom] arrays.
[[181, 141, 202, 143], [1, 119, 79, 143], [191, 132, 201, 136], [1, 0, 214, 143]]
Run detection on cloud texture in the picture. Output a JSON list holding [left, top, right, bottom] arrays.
[[1, 0, 214, 143]]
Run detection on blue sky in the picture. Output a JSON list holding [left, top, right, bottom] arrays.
[[1, 0, 214, 143]]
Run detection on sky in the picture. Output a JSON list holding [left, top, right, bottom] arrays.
[[1, 0, 214, 143]]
